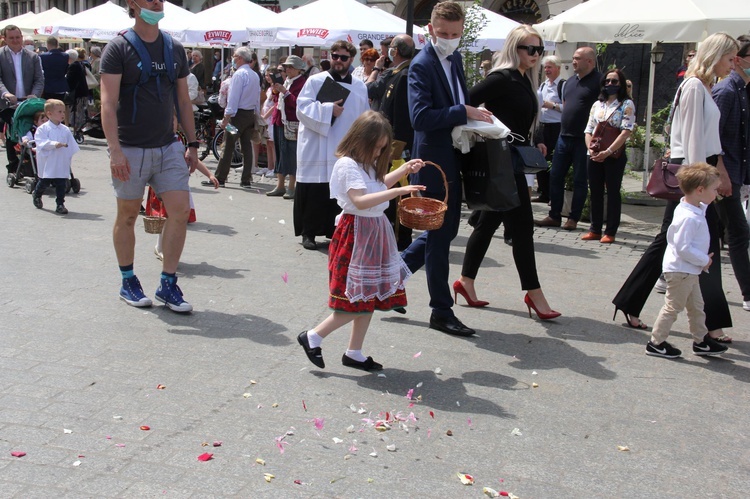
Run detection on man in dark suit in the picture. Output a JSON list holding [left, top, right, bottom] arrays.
[[401, 1, 492, 337], [370, 34, 416, 250], [0, 25, 44, 174], [40, 36, 70, 102]]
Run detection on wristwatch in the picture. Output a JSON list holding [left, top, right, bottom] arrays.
[[187, 141, 200, 149]]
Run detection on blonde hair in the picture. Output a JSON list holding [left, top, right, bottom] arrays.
[[335, 111, 393, 182], [489, 25, 543, 134], [676, 162, 720, 194], [44, 99, 65, 113], [685, 32, 739, 85]]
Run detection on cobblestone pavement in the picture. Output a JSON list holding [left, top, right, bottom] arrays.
[[1, 140, 748, 498]]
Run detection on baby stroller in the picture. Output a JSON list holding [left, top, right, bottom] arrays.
[[75, 110, 105, 144], [6, 98, 81, 194]]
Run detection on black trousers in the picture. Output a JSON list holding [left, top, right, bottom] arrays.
[[461, 172, 540, 290], [716, 183, 750, 300], [612, 200, 731, 331], [1, 107, 18, 172], [587, 153, 627, 236], [536, 122, 560, 197]]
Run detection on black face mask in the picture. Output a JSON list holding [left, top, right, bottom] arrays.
[[605, 85, 620, 95]]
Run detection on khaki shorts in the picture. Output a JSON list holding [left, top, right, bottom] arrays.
[[112, 141, 189, 200]]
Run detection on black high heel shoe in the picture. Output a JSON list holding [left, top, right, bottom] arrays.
[[613, 308, 648, 329]]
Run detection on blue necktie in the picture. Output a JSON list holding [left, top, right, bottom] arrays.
[[446, 54, 461, 106]]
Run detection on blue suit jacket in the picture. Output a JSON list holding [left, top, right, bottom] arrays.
[[407, 43, 468, 193], [40, 49, 70, 94]]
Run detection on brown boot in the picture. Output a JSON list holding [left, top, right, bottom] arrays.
[[534, 216, 561, 228], [562, 219, 578, 230]]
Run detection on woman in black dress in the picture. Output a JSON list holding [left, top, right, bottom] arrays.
[[453, 25, 560, 320]]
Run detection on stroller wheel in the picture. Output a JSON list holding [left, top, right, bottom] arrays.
[[71, 178, 81, 193], [65, 178, 72, 193], [25, 179, 34, 194], [74, 131, 84, 144], [6, 172, 16, 188]]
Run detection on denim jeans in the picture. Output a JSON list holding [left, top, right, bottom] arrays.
[[548, 135, 588, 221]]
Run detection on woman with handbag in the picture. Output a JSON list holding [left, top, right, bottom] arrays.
[[581, 68, 636, 244], [454, 25, 561, 320], [611, 32, 738, 340]]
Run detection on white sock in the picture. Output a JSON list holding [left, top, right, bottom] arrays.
[[345, 349, 367, 362], [307, 330, 323, 348]]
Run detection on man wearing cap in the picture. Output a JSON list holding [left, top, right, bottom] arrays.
[[294, 40, 369, 250]]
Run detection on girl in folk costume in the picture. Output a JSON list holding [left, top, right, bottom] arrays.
[[297, 111, 425, 371]]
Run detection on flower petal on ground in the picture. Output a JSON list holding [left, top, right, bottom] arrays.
[[457, 473, 474, 485], [10, 451, 26, 458], [197, 453, 213, 461]]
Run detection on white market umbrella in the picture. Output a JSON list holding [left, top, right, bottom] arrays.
[[271, 0, 416, 47], [21, 7, 71, 35], [536, 0, 750, 190], [40, 1, 194, 42], [0, 11, 36, 32], [367, 7, 427, 49], [468, 8, 555, 53], [178, 0, 278, 46]]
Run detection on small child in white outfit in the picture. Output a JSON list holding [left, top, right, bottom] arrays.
[[32, 99, 80, 214], [646, 162, 728, 359]]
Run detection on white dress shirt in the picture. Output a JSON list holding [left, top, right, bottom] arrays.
[[670, 77, 723, 164], [10, 48, 25, 98], [663, 199, 711, 275], [538, 76, 563, 123], [224, 64, 260, 117]]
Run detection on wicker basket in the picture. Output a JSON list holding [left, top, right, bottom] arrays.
[[398, 161, 448, 231], [143, 216, 167, 234]]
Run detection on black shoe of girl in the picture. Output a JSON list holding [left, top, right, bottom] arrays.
[[297, 331, 324, 368], [341, 354, 383, 371]]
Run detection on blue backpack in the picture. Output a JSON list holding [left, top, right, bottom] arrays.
[[120, 28, 179, 124]]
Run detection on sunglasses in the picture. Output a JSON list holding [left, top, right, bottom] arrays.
[[518, 45, 544, 56], [331, 54, 351, 62], [604, 78, 620, 85]]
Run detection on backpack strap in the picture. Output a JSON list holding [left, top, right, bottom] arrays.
[[121, 28, 180, 124]]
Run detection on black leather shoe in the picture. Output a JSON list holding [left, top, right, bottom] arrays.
[[429, 314, 475, 337], [297, 331, 324, 368], [203, 180, 224, 187], [393, 307, 406, 314], [342, 354, 383, 371], [302, 236, 317, 250], [239, 182, 252, 188]]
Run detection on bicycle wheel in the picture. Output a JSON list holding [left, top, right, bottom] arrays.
[[212, 129, 243, 167]]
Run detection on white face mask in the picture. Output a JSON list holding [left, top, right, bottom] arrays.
[[24, 45, 34, 53], [433, 35, 460, 56], [388, 48, 397, 60]]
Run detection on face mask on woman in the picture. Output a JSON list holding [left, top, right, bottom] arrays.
[[605, 85, 620, 95]]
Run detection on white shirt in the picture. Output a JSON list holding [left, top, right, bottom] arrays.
[[433, 41, 464, 106], [34, 120, 80, 178], [538, 76, 563, 123], [186, 72, 199, 112], [670, 77, 722, 164], [329, 157, 387, 217], [10, 48, 25, 98], [224, 64, 260, 117], [663, 199, 711, 275], [296, 71, 370, 183]]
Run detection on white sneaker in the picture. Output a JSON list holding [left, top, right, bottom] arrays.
[[265, 170, 276, 178], [743, 301, 750, 311], [654, 276, 668, 294], [154, 245, 163, 261], [256, 167, 268, 175], [234, 166, 244, 173]]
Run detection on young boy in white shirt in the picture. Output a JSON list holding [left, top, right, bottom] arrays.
[[646, 162, 728, 359], [32, 99, 80, 214]]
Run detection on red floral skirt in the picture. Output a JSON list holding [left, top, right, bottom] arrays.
[[146, 186, 196, 223], [328, 214, 407, 313]]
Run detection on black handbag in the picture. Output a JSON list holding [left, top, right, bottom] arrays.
[[460, 138, 520, 211], [510, 145, 548, 174]]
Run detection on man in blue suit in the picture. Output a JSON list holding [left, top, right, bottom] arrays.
[[402, 1, 492, 337]]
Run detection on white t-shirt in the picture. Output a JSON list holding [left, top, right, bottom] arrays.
[[329, 157, 387, 217]]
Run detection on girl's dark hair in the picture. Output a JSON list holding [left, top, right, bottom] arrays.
[[335, 110, 393, 182], [598, 68, 630, 102]]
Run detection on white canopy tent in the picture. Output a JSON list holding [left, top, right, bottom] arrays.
[[536, 0, 750, 190], [468, 8, 555, 53], [0, 11, 37, 32], [20, 8, 71, 37], [177, 0, 278, 47], [40, 1, 194, 42], [268, 0, 420, 48]]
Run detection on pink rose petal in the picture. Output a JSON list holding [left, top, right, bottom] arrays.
[[413, 351, 422, 358], [313, 417, 324, 430], [197, 452, 213, 461], [281, 272, 288, 283], [10, 451, 26, 458]]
